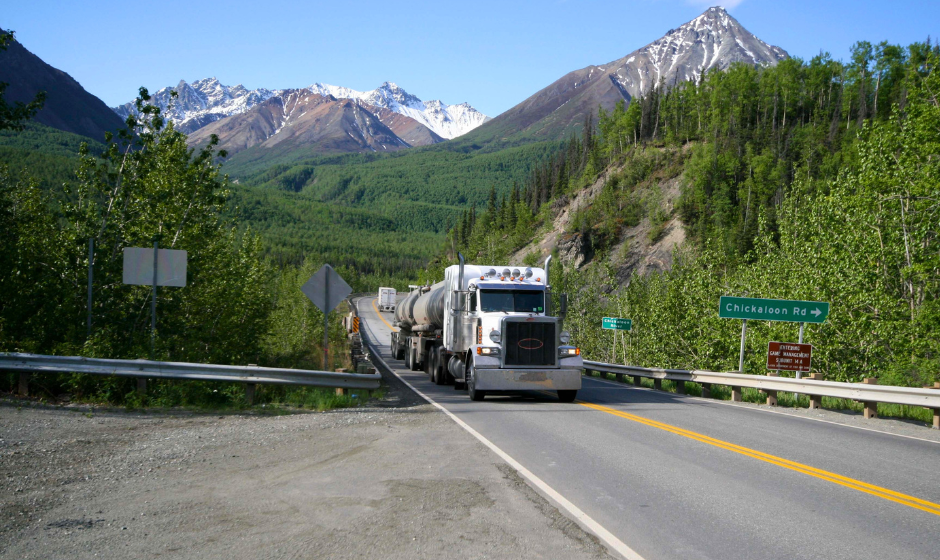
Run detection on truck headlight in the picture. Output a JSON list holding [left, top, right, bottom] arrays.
[[558, 346, 580, 357], [477, 347, 501, 356], [489, 330, 501, 344], [559, 331, 571, 344]]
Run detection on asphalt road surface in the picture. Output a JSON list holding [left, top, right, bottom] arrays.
[[358, 297, 940, 560]]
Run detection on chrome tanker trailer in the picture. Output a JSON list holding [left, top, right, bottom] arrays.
[[389, 254, 582, 402]]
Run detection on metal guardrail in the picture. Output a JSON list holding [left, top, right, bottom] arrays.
[[1, 352, 381, 391], [583, 360, 940, 428]]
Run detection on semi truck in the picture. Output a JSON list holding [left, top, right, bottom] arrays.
[[389, 254, 582, 402], [377, 287, 397, 312]]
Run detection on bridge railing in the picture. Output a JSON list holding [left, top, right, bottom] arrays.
[[583, 360, 940, 429]]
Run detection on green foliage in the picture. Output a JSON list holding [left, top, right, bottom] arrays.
[[435, 39, 940, 398], [223, 138, 561, 278], [563, 42, 940, 390]]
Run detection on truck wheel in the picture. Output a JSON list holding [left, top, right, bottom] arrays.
[[395, 344, 405, 361], [425, 350, 434, 377], [404, 346, 412, 369], [468, 361, 486, 401], [557, 390, 577, 403], [409, 347, 421, 371]]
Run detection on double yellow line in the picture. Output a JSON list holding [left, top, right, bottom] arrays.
[[370, 298, 398, 332], [578, 400, 940, 517]]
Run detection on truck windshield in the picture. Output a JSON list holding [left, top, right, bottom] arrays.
[[479, 290, 545, 313]]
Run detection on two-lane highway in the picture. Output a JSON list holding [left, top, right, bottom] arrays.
[[358, 297, 940, 560]]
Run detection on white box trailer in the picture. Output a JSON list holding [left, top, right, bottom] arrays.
[[378, 287, 397, 312]]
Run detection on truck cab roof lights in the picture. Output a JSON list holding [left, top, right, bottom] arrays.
[[524, 268, 533, 278], [502, 268, 511, 277], [512, 268, 521, 277], [487, 268, 497, 277]]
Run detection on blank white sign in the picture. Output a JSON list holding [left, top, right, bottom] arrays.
[[122, 247, 187, 287]]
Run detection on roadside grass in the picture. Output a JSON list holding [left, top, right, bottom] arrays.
[[2, 373, 384, 414], [583, 371, 935, 425]]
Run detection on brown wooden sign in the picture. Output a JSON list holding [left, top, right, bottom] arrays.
[[767, 342, 813, 372]]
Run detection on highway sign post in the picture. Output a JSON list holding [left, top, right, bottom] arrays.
[[719, 296, 829, 375], [602, 317, 631, 363], [301, 264, 352, 369], [123, 244, 188, 360]]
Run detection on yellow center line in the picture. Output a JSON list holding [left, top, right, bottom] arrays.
[[576, 399, 940, 517], [370, 298, 398, 332]]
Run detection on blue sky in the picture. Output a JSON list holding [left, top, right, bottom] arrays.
[[5, 1, 938, 116]]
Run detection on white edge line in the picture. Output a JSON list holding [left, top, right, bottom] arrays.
[[583, 374, 940, 446], [357, 298, 645, 560]]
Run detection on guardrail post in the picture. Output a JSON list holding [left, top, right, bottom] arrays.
[[245, 383, 256, 405], [615, 372, 624, 383], [701, 383, 711, 398], [335, 369, 348, 395], [633, 375, 642, 387], [18, 372, 29, 397], [764, 372, 778, 406], [654, 378, 662, 391], [136, 378, 147, 397], [675, 380, 686, 395], [583, 369, 592, 378], [862, 378, 878, 419], [809, 373, 823, 409], [928, 383, 940, 430], [731, 386, 742, 402]]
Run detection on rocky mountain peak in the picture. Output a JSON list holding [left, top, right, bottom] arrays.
[[114, 79, 488, 140]]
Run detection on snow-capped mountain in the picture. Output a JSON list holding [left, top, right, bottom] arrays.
[[307, 82, 489, 139], [113, 79, 488, 139], [607, 6, 788, 98], [113, 78, 279, 134], [186, 89, 431, 157], [470, 6, 788, 142]]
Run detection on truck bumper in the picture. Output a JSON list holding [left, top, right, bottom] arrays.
[[474, 368, 582, 391]]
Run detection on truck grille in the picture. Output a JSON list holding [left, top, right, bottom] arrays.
[[504, 321, 556, 367]]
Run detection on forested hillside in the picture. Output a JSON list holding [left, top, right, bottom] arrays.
[[0, 91, 355, 407], [440, 41, 939, 391], [225, 138, 561, 280]]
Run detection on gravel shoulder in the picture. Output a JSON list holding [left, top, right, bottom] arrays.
[[0, 377, 612, 560]]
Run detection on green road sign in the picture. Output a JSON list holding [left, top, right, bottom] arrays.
[[719, 296, 830, 324], [602, 317, 632, 331]]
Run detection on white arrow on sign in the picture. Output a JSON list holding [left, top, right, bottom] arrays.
[[811, 308, 822, 317]]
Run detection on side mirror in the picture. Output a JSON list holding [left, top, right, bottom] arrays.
[[559, 294, 568, 317]]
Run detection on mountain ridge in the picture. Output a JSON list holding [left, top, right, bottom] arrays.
[[113, 79, 488, 140], [185, 90, 445, 157], [0, 31, 125, 142], [464, 6, 788, 143]]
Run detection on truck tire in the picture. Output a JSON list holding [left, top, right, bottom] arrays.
[[467, 360, 486, 401], [557, 390, 577, 403], [409, 346, 421, 371], [404, 345, 412, 369]]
